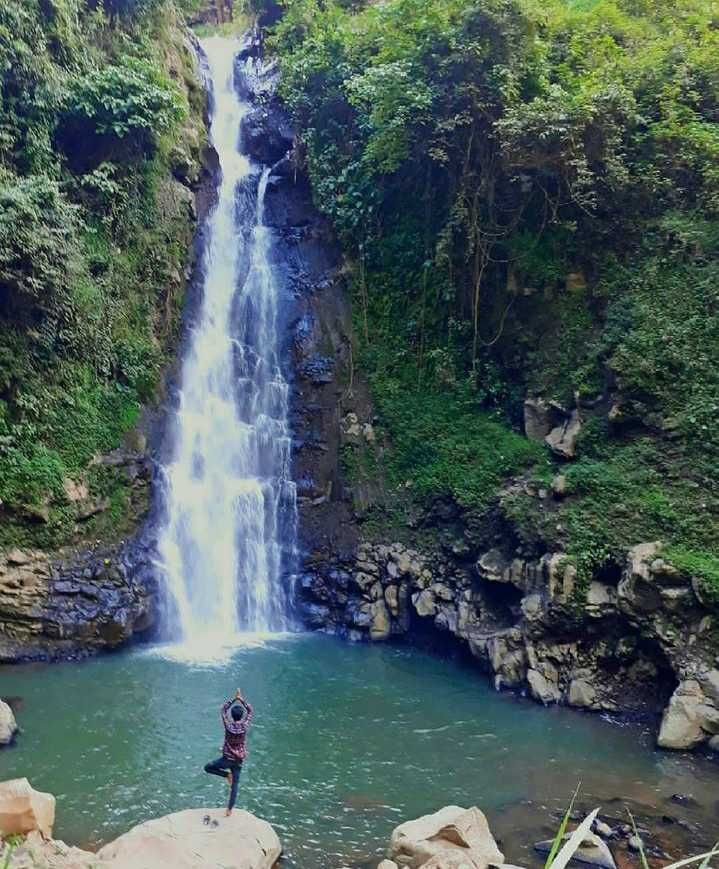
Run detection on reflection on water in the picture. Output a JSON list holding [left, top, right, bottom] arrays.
[[1, 635, 717, 867]]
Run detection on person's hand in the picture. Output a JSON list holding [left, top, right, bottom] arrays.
[[235, 688, 242, 700]]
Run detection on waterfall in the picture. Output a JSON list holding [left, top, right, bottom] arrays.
[[156, 36, 297, 652]]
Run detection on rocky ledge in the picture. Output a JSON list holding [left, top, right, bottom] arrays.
[[299, 539, 719, 752], [0, 779, 281, 869], [0, 536, 158, 663]]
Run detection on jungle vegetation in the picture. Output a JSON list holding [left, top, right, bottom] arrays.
[[0, 0, 205, 547], [270, 0, 719, 595]]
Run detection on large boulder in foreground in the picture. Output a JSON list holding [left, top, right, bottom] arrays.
[[95, 808, 281, 869], [0, 778, 55, 837], [0, 701, 18, 745], [389, 806, 504, 869]]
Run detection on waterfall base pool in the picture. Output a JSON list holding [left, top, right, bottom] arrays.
[[2, 635, 717, 866]]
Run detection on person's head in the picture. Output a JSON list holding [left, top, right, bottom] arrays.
[[231, 704, 245, 722]]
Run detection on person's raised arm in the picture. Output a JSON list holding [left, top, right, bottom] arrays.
[[222, 688, 252, 732]]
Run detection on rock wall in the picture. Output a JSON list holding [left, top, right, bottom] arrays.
[[298, 530, 719, 750], [0, 530, 158, 663]]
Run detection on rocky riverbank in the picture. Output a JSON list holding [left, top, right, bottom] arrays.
[[298, 531, 719, 752], [0, 778, 280, 869], [2, 778, 714, 869]]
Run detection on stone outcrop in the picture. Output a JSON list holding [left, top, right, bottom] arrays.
[[95, 809, 281, 869], [0, 786, 281, 869], [658, 677, 719, 749], [0, 541, 158, 663], [0, 778, 55, 838], [0, 701, 17, 745], [389, 805, 504, 869], [299, 536, 719, 749], [544, 409, 582, 460]]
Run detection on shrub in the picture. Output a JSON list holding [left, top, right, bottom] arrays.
[[0, 171, 81, 312], [60, 56, 184, 163]]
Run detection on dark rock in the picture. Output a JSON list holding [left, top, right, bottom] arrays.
[[240, 104, 293, 165], [669, 794, 700, 808], [535, 833, 616, 869]]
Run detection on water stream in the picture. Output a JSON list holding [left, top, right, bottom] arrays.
[[2, 637, 717, 868], [156, 37, 296, 653]]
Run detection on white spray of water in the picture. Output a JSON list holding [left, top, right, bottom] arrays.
[[156, 37, 296, 657]]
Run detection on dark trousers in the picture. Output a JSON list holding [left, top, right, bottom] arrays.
[[204, 756, 243, 810]]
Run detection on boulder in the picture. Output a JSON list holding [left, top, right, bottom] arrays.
[[535, 831, 616, 869], [586, 582, 614, 609], [708, 735, 719, 753], [413, 589, 438, 618], [657, 681, 709, 750], [389, 805, 504, 869], [476, 550, 509, 583], [593, 821, 613, 839], [6, 829, 96, 868], [0, 778, 55, 837], [527, 669, 560, 706], [96, 808, 281, 868], [420, 853, 486, 869], [552, 475, 568, 498], [520, 594, 543, 620], [378, 862, 400, 869], [487, 632, 527, 689], [699, 669, 719, 705], [524, 398, 554, 442], [0, 700, 18, 745], [370, 599, 392, 642], [545, 410, 582, 460], [568, 679, 598, 709]]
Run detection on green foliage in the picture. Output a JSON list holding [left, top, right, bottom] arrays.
[[62, 57, 184, 144], [664, 547, 719, 604], [377, 388, 543, 511], [271, 0, 719, 601], [0, 0, 202, 549], [0, 172, 81, 307]]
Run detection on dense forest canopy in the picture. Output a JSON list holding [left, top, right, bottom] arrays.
[[271, 0, 719, 596]]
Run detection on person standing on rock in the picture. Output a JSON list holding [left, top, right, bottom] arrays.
[[204, 688, 253, 816]]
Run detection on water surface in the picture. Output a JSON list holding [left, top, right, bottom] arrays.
[[2, 635, 717, 866]]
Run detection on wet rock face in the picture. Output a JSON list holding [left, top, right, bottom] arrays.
[[0, 446, 163, 663], [0, 540, 158, 663], [299, 537, 718, 748]]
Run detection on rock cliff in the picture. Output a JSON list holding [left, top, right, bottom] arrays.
[[298, 525, 719, 750]]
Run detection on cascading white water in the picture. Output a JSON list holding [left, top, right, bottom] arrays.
[[156, 37, 297, 652]]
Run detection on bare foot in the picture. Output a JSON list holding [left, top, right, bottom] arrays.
[[226, 771, 233, 790], [225, 808, 232, 817]]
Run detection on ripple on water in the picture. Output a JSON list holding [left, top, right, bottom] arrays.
[[1, 634, 718, 868]]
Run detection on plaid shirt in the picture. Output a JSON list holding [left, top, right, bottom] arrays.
[[221, 699, 253, 762]]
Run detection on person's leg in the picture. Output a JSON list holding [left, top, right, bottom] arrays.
[[204, 756, 230, 779], [226, 762, 242, 814]]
